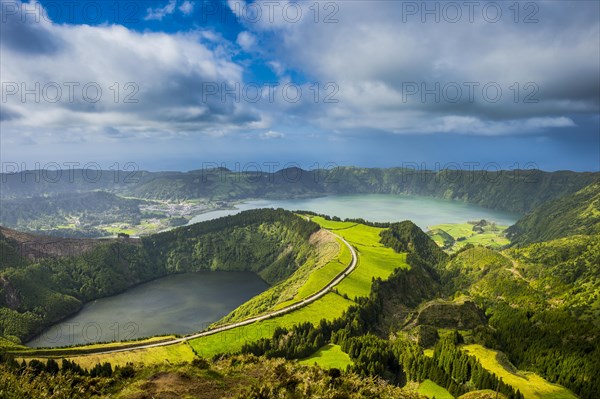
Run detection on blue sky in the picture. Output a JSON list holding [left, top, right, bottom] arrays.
[[1, 0, 599, 172]]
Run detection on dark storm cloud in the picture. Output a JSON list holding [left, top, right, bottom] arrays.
[[244, 0, 599, 132], [0, 0, 64, 55], [0, 106, 22, 121]]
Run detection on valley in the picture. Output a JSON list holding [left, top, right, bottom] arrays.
[[0, 170, 598, 398]]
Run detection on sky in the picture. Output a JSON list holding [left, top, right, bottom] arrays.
[[0, 0, 599, 172]]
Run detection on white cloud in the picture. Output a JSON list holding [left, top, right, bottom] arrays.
[[144, 0, 177, 21], [524, 117, 576, 129], [227, 0, 247, 20], [268, 61, 285, 77], [1, 1, 264, 145], [236, 31, 256, 52], [179, 1, 194, 15], [260, 130, 284, 139], [1, 0, 598, 163], [228, 1, 599, 135]]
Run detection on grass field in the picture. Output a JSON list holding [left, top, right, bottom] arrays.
[[273, 235, 352, 310], [15, 335, 177, 355], [189, 292, 354, 358], [19, 342, 196, 369], [64, 342, 196, 369], [418, 379, 454, 399], [310, 217, 409, 299], [57, 293, 352, 366], [463, 345, 577, 399], [298, 344, 353, 369], [428, 222, 509, 252], [216, 230, 346, 323], [294, 237, 351, 299]]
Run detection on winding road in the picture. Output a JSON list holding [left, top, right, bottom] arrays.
[[66, 229, 358, 356]]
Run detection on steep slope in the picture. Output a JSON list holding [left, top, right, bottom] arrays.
[[0, 209, 320, 342], [0, 226, 116, 266], [434, 240, 600, 398], [507, 179, 600, 245], [380, 220, 448, 266], [430, 182, 600, 397]]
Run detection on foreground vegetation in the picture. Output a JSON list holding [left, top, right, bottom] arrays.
[[0, 353, 421, 399], [418, 379, 454, 399]]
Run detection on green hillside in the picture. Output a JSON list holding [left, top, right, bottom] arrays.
[[0, 209, 320, 342], [2, 168, 598, 213], [507, 180, 600, 245]]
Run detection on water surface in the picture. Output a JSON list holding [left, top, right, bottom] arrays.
[[190, 194, 520, 228], [27, 272, 268, 348]]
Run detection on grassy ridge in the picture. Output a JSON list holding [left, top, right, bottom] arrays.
[[274, 235, 351, 309], [218, 231, 348, 324], [189, 292, 354, 358], [185, 217, 407, 359], [463, 345, 577, 399], [310, 217, 409, 299], [507, 180, 600, 245]]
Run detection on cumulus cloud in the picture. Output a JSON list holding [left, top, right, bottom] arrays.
[[144, 0, 195, 20], [144, 0, 177, 21], [236, 31, 256, 52], [179, 1, 194, 16], [1, 0, 598, 169], [268, 61, 285, 77], [260, 130, 284, 139], [1, 0, 263, 145], [230, 0, 599, 135]]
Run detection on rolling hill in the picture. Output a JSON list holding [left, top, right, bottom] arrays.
[[507, 179, 600, 245]]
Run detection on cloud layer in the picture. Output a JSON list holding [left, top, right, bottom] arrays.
[[1, 0, 598, 169]]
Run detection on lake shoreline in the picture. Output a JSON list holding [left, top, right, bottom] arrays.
[[25, 271, 269, 348]]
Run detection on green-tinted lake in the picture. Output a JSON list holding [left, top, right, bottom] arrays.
[[190, 194, 520, 228], [27, 272, 268, 348]]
